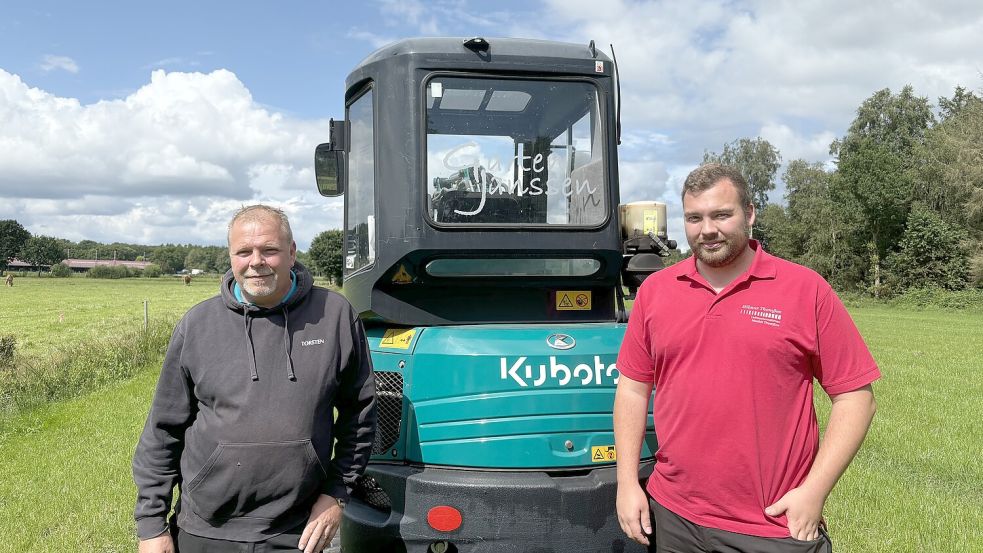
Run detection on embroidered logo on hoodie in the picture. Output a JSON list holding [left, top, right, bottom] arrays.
[[301, 339, 325, 346]]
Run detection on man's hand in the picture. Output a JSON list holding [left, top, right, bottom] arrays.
[[616, 481, 652, 546], [137, 533, 175, 553], [765, 484, 825, 541], [298, 494, 344, 553]]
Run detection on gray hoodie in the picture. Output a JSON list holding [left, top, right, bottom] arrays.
[[133, 262, 375, 541]]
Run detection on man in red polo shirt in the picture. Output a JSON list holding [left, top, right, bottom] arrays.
[[614, 164, 879, 552]]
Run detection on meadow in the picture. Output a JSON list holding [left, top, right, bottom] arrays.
[[0, 274, 220, 357], [0, 277, 981, 551]]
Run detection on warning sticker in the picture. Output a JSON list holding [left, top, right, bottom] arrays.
[[556, 291, 591, 311], [591, 445, 617, 463], [643, 209, 660, 235], [391, 264, 413, 284], [380, 328, 416, 350]]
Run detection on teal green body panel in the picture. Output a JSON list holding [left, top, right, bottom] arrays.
[[365, 323, 657, 469]]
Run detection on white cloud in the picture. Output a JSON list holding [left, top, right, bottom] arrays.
[[39, 54, 79, 74], [758, 123, 837, 166], [6, 1, 983, 253], [0, 69, 341, 249]]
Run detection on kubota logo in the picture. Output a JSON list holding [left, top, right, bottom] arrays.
[[500, 356, 620, 387], [546, 333, 575, 350]]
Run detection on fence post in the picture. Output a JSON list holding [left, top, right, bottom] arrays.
[[144, 299, 149, 330]]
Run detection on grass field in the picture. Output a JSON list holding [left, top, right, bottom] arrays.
[[0, 274, 220, 357], [0, 278, 980, 552]]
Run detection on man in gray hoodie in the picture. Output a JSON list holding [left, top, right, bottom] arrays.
[[133, 205, 376, 553]]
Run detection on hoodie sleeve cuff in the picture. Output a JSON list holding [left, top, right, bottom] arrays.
[[321, 479, 351, 502], [136, 517, 169, 540]]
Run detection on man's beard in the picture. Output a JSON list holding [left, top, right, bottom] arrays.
[[241, 272, 278, 298], [692, 227, 751, 268]]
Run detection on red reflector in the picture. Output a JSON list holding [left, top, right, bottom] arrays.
[[427, 505, 463, 532]]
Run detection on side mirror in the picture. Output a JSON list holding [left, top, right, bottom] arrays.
[[315, 142, 345, 197], [315, 119, 348, 197]]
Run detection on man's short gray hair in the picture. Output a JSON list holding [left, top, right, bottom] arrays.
[[681, 163, 753, 215], [227, 205, 293, 245]]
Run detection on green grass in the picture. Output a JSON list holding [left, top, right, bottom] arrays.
[[0, 301, 979, 552], [816, 307, 983, 552], [0, 365, 159, 552], [0, 276, 222, 422], [0, 275, 219, 357]]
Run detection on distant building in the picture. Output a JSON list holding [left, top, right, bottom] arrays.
[[7, 258, 154, 274], [7, 259, 49, 272], [61, 258, 154, 273]]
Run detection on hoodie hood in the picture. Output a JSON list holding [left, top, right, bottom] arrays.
[[220, 261, 315, 381]]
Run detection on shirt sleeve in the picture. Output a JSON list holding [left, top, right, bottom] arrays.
[[617, 283, 655, 383], [814, 288, 881, 396]]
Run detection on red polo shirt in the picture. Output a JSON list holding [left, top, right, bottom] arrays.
[[617, 241, 880, 538]]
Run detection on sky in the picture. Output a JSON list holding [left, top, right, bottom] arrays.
[[1, 0, 982, 251]]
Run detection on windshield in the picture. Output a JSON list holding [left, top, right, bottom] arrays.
[[426, 76, 607, 226]]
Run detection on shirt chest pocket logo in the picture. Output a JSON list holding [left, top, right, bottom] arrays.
[[739, 304, 783, 328]]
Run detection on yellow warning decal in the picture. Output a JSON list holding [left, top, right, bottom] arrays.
[[643, 209, 660, 235], [591, 445, 617, 463], [392, 264, 413, 284], [380, 328, 416, 349], [556, 290, 591, 311]]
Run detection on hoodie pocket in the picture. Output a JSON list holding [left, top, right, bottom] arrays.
[[185, 439, 327, 522]]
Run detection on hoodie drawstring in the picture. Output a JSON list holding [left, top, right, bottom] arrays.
[[283, 307, 296, 381], [244, 312, 259, 381], [243, 309, 295, 382]]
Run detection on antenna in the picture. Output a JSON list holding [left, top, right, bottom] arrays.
[[610, 44, 622, 145]]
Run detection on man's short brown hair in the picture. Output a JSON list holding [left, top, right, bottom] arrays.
[[682, 163, 753, 215]]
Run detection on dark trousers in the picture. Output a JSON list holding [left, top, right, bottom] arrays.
[[648, 498, 832, 553], [174, 523, 307, 553]]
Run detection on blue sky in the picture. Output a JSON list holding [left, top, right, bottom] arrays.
[[1, 0, 982, 250]]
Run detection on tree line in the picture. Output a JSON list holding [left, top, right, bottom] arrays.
[[0, 228, 236, 276], [703, 85, 982, 296], [0, 221, 342, 281]]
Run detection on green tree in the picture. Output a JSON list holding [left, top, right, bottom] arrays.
[[151, 245, 188, 274], [0, 219, 31, 272], [308, 230, 344, 284], [911, 88, 983, 228], [295, 250, 313, 271], [184, 247, 215, 273], [214, 249, 231, 274], [938, 85, 979, 121], [754, 203, 795, 258], [782, 160, 865, 289], [829, 86, 935, 295], [19, 235, 65, 276], [885, 203, 970, 291], [75, 239, 102, 260], [50, 262, 72, 278], [703, 137, 782, 211], [831, 85, 935, 164], [833, 138, 912, 294]]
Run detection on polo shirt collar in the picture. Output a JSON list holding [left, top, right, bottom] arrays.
[[676, 240, 777, 288]]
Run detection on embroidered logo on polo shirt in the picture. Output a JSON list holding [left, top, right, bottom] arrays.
[[740, 304, 783, 327]]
